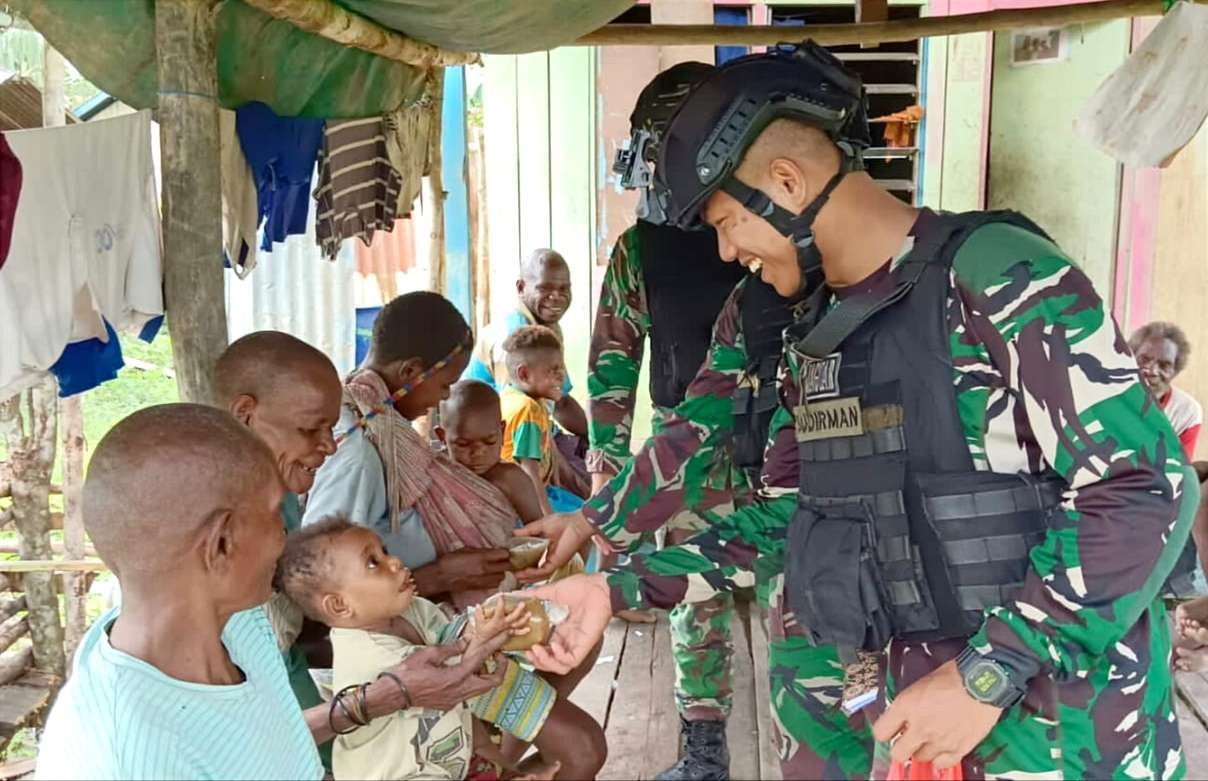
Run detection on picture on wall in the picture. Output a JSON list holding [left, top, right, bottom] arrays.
[[1010, 28, 1067, 66]]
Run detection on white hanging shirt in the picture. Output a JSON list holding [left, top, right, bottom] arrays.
[[0, 110, 163, 399]]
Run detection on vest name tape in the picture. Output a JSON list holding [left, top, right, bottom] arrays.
[[802, 352, 842, 400], [794, 397, 864, 442]]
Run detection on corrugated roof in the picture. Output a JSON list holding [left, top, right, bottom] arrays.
[[0, 74, 78, 130]]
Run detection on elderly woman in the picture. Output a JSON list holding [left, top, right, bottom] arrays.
[[1131, 321, 1202, 460]]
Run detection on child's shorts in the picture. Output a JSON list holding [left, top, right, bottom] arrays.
[[470, 658, 556, 742]]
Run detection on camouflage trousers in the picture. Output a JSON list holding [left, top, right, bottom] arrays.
[[766, 573, 875, 781], [666, 513, 736, 720]]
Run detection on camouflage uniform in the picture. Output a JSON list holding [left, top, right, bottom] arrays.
[[585, 230, 873, 776], [586, 227, 743, 720], [604, 214, 1198, 780]]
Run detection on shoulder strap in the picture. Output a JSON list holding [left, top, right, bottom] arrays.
[[795, 210, 1050, 359]]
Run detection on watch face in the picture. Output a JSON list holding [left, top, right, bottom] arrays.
[[967, 660, 1009, 702]]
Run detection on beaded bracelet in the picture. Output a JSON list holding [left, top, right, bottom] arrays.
[[377, 671, 412, 710]]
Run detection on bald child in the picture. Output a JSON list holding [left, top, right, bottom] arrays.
[[37, 404, 324, 780], [437, 380, 544, 524]]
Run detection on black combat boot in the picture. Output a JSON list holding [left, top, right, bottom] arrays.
[[654, 718, 729, 781]]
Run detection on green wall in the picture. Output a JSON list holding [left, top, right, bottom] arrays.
[[986, 22, 1129, 293]]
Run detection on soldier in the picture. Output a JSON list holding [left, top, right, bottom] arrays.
[[520, 41, 1198, 780], [588, 61, 752, 781], [526, 63, 873, 779]]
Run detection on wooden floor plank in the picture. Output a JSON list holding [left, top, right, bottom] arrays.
[[1178, 690, 1208, 779], [600, 622, 657, 780], [750, 607, 783, 781], [727, 607, 761, 781], [569, 619, 626, 728], [646, 616, 680, 778]]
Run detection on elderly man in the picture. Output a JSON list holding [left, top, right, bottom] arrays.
[[37, 404, 508, 780], [467, 248, 590, 495]]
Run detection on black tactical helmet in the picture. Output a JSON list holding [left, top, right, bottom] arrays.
[[612, 61, 714, 222], [654, 41, 870, 239]]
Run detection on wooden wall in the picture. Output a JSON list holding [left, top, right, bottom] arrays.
[[481, 49, 598, 403]]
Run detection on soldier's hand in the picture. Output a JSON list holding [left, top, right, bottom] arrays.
[[516, 574, 613, 675], [514, 511, 596, 583], [872, 659, 1001, 771], [590, 472, 612, 497]]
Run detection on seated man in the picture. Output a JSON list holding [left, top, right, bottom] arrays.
[[1130, 321, 1202, 459], [465, 248, 590, 497], [37, 404, 324, 779]]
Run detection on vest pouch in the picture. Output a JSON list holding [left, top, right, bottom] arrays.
[[913, 470, 1059, 638], [732, 373, 780, 476], [785, 503, 894, 660]]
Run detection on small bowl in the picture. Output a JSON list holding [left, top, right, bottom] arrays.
[[506, 537, 549, 571]]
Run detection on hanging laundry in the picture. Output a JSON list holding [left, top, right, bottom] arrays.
[[49, 318, 124, 398], [220, 108, 259, 277], [1075, 2, 1208, 168], [235, 102, 324, 252], [0, 133, 20, 270], [383, 80, 437, 220], [313, 117, 403, 260], [0, 110, 163, 400]]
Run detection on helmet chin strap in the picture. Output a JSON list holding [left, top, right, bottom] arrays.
[[720, 168, 848, 293]]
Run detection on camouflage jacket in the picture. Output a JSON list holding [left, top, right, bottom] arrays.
[[584, 251, 756, 549], [586, 226, 655, 477], [606, 213, 1197, 776]]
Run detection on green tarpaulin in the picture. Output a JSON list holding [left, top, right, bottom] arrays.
[[12, 0, 631, 118]]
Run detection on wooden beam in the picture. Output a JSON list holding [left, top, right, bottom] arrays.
[[157, 0, 228, 405], [0, 648, 32, 688], [0, 597, 26, 626], [0, 560, 108, 574], [576, 0, 1177, 47], [241, 0, 480, 67], [856, 0, 890, 25], [0, 615, 28, 656]]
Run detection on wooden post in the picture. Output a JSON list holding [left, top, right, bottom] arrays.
[[651, 0, 715, 69], [0, 383, 65, 677], [156, 0, 227, 404], [467, 113, 490, 334], [426, 69, 447, 296], [43, 41, 89, 667]]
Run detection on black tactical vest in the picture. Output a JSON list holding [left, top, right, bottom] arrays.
[[637, 220, 745, 410], [733, 277, 795, 480], [782, 211, 1067, 661]]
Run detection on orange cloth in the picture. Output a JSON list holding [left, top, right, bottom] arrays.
[[871, 105, 924, 148]]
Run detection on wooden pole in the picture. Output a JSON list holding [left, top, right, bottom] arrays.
[[43, 40, 89, 668], [156, 0, 227, 405], [0, 383, 66, 677], [0, 648, 33, 687], [0, 561, 108, 574], [576, 0, 1176, 47], [426, 69, 447, 297], [240, 0, 480, 67]]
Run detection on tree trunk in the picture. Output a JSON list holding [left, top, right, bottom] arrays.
[[156, 0, 227, 404], [0, 380, 66, 678], [44, 40, 90, 669]]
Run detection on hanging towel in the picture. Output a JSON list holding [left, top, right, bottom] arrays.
[[313, 117, 403, 260], [1075, 2, 1208, 168], [0, 133, 20, 270], [383, 75, 438, 218], [235, 102, 324, 252], [0, 110, 163, 400], [219, 108, 259, 277]]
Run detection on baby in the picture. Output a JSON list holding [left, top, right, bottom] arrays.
[[276, 516, 605, 781], [437, 380, 545, 525]]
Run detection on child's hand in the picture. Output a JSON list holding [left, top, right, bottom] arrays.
[[470, 601, 532, 647]]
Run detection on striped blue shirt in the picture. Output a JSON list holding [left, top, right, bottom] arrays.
[[36, 606, 323, 780]]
